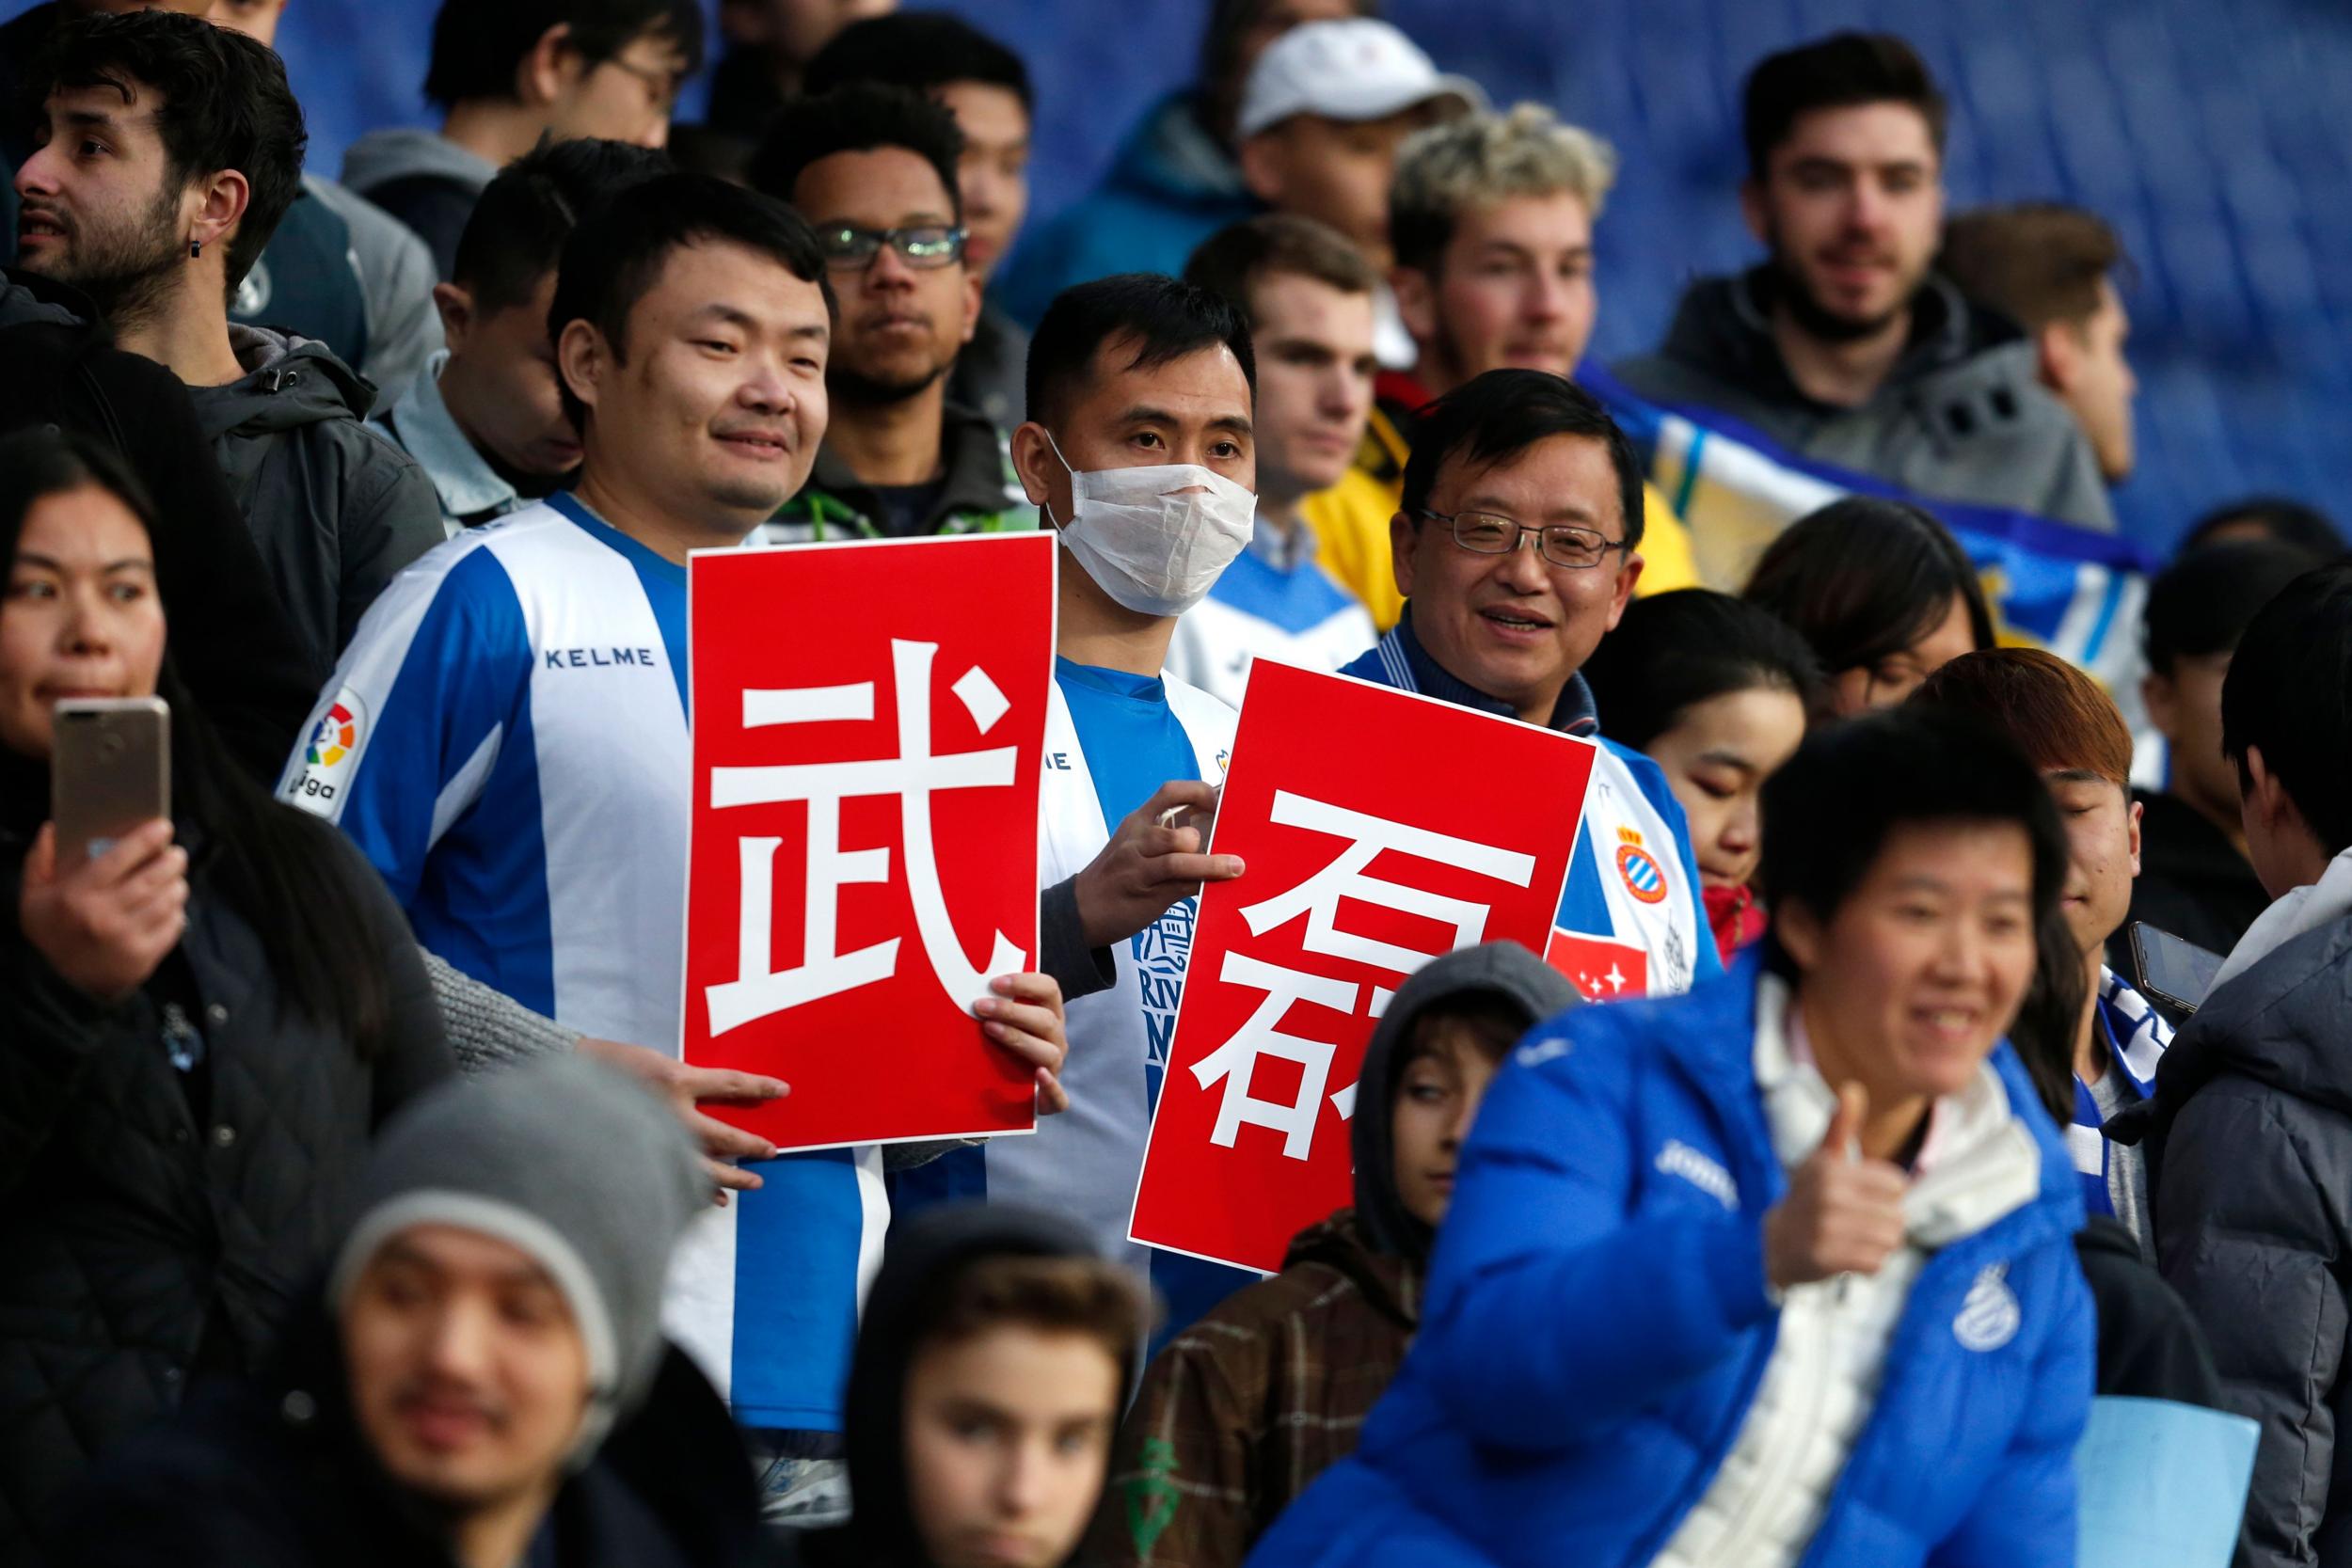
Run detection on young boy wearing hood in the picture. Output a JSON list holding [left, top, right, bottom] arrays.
[[782, 1206, 1150, 1568], [1097, 942, 1577, 1567]]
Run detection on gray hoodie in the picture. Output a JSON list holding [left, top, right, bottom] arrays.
[[186, 325, 445, 674], [1614, 268, 2116, 533], [342, 128, 500, 280]]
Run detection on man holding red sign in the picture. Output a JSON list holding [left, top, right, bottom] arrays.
[[282, 176, 1072, 1522], [891, 274, 1269, 1331], [1339, 369, 1721, 1000]]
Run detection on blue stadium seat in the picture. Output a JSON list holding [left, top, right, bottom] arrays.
[[265, 0, 2352, 555]]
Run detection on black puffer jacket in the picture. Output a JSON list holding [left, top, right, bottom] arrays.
[[2147, 911, 2352, 1568], [0, 813, 453, 1564]]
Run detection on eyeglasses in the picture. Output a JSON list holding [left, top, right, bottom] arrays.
[[1419, 509, 1628, 570], [812, 225, 968, 272]]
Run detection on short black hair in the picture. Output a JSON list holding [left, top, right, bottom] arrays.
[[423, 0, 703, 110], [31, 9, 305, 299], [2182, 495, 2347, 561], [1025, 273, 1257, 432], [2222, 562, 2352, 858], [803, 12, 1033, 113], [1742, 497, 1994, 676], [1397, 370, 1645, 549], [548, 172, 835, 430], [1743, 32, 1947, 182], [1581, 589, 1824, 751], [749, 83, 967, 224], [1760, 705, 2069, 948], [2143, 539, 2324, 678], [453, 138, 672, 317]]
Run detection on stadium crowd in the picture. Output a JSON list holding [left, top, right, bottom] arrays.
[[2, 1, 2349, 1566]]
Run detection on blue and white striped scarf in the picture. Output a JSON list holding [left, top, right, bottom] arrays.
[[2068, 968, 2174, 1217]]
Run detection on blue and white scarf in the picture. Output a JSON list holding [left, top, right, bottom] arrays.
[[2068, 968, 2174, 1218]]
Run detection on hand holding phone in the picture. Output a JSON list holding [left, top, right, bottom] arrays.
[[52, 698, 169, 865], [20, 818, 188, 1003]]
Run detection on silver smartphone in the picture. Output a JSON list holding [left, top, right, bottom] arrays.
[[52, 697, 170, 863]]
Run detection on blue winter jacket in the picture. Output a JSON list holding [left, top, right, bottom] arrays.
[[1246, 954, 2094, 1568], [994, 93, 1260, 329]]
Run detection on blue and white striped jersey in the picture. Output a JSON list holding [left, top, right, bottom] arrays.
[[279, 493, 883, 1433]]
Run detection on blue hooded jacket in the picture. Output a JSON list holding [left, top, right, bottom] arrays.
[[994, 93, 1260, 329], [1246, 953, 2093, 1568]]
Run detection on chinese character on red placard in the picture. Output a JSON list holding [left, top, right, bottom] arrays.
[[683, 534, 1057, 1151], [1130, 663, 1595, 1273]]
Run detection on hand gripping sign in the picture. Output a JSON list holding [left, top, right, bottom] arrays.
[[683, 532, 1056, 1151], [1129, 662, 1594, 1274]]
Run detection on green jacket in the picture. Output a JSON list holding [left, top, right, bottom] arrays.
[[765, 399, 1037, 542]]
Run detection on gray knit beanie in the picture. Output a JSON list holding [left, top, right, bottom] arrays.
[[328, 1054, 706, 1463]]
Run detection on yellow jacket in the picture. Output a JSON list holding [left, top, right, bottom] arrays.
[[1301, 405, 1701, 632]]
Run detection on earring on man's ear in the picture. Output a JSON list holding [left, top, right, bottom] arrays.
[[189, 239, 201, 260]]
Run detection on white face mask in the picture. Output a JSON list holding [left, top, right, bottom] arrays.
[[1043, 433, 1256, 618]]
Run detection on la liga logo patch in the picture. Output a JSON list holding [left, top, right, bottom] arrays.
[[307, 699, 359, 768], [289, 688, 367, 817], [1614, 828, 1669, 905]]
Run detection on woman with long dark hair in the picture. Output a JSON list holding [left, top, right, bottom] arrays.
[[0, 429, 453, 1561], [1582, 589, 1824, 963], [1742, 497, 1995, 716]]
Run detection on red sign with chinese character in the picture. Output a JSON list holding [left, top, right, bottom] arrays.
[[1128, 662, 1595, 1273], [682, 533, 1057, 1151]]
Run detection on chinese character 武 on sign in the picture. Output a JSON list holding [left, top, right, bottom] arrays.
[[683, 534, 1057, 1151]]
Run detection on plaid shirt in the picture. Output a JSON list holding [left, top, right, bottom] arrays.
[[1095, 1211, 1421, 1567]]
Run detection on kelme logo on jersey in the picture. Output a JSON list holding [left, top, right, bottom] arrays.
[[1614, 827, 1669, 905], [290, 688, 367, 817]]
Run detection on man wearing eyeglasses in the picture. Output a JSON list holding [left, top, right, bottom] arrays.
[[1341, 368, 1721, 997], [748, 84, 1037, 544]]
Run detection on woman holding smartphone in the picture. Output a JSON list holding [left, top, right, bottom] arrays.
[[0, 429, 453, 1561]]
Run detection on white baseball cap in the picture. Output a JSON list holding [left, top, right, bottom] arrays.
[[1236, 18, 1487, 141]]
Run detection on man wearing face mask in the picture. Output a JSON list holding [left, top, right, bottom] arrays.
[[891, 274, 1264, 1336]]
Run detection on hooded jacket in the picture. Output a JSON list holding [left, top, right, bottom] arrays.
[[2147, 863, 2352, 1568], [1247, 952, 2093, 1568], [1613, 268, 2115, 533], [0, 272, 317, 778], [1099, 944, 1576, 1567], [782, 1207, 1113, 1568], [49, 1291, 767, 1568], [341, 128, 500, 281], [994, 93, 1259, 330], [232, 177, 445, 407], [186, 325, 446, 678]]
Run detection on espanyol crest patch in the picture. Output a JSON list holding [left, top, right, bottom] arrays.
[[1614, 827, 1669, 905], [1953, 1263, 2021, 1352]]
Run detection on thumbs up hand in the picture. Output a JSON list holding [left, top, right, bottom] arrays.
[[1762, 1083, 1910, 1291]]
